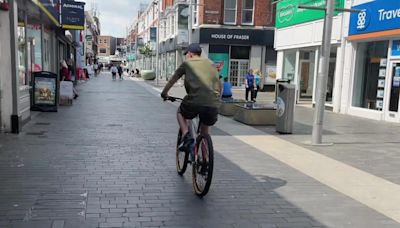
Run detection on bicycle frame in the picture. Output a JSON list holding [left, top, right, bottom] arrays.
[[187, 117, 201, 160]]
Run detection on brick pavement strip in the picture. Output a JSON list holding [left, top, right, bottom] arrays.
[[0, 75, 398, 227]]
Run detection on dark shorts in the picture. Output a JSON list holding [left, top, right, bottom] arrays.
[[179, 103, 218, 126]]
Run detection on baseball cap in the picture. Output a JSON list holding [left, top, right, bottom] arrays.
[[184, 43, 202, 55]]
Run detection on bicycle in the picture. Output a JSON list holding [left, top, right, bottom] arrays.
[[164, 96, 214, 197]]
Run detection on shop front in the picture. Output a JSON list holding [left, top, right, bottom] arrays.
[[193, 27, 274, 87], [345, 0, 400, 122], [275, 0, 345, 109]]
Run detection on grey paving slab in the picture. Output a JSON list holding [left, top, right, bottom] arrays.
[[0, 73, 398, 227]]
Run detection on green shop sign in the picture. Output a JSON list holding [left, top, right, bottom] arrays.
[[276, 0, 344, 28]]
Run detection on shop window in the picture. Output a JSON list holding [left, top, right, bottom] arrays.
[[282, 50, 296, 81], [193, 0, 198, 26], [224, 0, 237, 24], [27, 24, 42, 73], [242, 0, 254, 25], [352, 41, 389, 110], [265, 47, 277, 65], [17, 12, 27, 86], [231, 46, 250, 59]]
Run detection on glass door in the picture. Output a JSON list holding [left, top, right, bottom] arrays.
[[229, 60, 249, 87], [298, 50, 316, 102], [385, 61, 400, 122]]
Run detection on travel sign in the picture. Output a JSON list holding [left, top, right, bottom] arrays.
[[349, 0, 400, 36], [276, 0, 344, 29]]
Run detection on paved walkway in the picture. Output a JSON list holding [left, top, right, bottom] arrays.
[[0, 73, 399, 228]]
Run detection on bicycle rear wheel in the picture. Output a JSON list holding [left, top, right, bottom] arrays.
[[192, 134, 214, 197], [176, 130, 189, 175]]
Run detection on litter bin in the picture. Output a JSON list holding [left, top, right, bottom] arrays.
[[276, 82, 295, 134]]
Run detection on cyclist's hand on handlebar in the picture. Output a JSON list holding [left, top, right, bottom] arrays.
[[161, 92, 168, 100]]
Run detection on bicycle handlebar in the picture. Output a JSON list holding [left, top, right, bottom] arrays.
[[163, 96, 183, 102]]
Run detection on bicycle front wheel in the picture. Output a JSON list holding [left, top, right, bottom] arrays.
[[192, 134, 214, 197], [176, 130, 189, 175]]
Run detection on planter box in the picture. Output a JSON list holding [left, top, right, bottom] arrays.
[[141, 70, 156, 80], [233, 103, 277, 125], [219, 98, 247, 116]]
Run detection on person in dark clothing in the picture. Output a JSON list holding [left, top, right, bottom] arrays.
[[244, 69, 256, 102], [117, 64, 123, 80]]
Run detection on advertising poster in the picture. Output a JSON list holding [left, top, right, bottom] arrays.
[[379, 69, 386, 77], [393, 77, 400, 88], [209, 53, 229, 78], [376, 100, 383, 109], [376, 89, 385, 98], [27, 24, 42, 72], [265, 65, 277, 84], [34, 76, 56, 105], [177, 4, 189, 45], [378, 79, 385, 88]]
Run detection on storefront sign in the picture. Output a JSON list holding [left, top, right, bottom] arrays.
[[32, 0, 85, 29], [209, 53, 229, 79], [349, 0, 400, 36], [392, 40, 400, 56], [33, 0, 61, 26], [276, 0, 344, 29], [61, 1, 85, 30], [199, 28, 274, 46]]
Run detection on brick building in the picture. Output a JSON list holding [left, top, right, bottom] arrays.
[[158, 0, 276, 86], [98, 35, 117, 56]]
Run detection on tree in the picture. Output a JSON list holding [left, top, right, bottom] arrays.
[[139, 43, 153, 57]]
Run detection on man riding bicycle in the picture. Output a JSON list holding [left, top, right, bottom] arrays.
[[161, 43, 221, 156]]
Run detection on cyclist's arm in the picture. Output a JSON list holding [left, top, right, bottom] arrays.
[[161, 64, 185, 98]]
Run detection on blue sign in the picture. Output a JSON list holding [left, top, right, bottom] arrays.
[[349, 0, 400, 36], [150, 27, 157, 42], [392, 40, 400, 56], [61, 1, 85, 30]]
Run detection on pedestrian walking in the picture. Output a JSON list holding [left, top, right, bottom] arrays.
[[244, 69, 256, 102], [253, 69, 262, 101], [94, 63, 99, 76], [110, 64, 118, 80], [117, 64, 123, 80]]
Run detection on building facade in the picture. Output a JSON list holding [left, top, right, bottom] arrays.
[[98, 35, 117, 57], [157, 0, 276, 86], [274, 0, 346, 111], [341, 0, 400, 123], [84, 10, 100, 65], [0, 0, 85, 133]]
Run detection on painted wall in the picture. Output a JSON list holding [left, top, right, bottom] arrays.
[[0, 8, 15, 131]]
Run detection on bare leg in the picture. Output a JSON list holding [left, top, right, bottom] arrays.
[[177, 111, 188, 135], [200, 125, 210, 136]]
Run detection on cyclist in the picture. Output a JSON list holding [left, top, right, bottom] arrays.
[[161, 43, 221, 157]]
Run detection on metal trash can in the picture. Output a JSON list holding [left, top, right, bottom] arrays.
[[276, 82, 295, 134]]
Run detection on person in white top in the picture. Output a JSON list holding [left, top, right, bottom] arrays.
[[110, 64, 118, 80]]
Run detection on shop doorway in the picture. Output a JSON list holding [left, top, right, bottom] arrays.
[[385, 61, 400, 123], [298, 50, 316, 102], [229, 60, 249, 86]]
